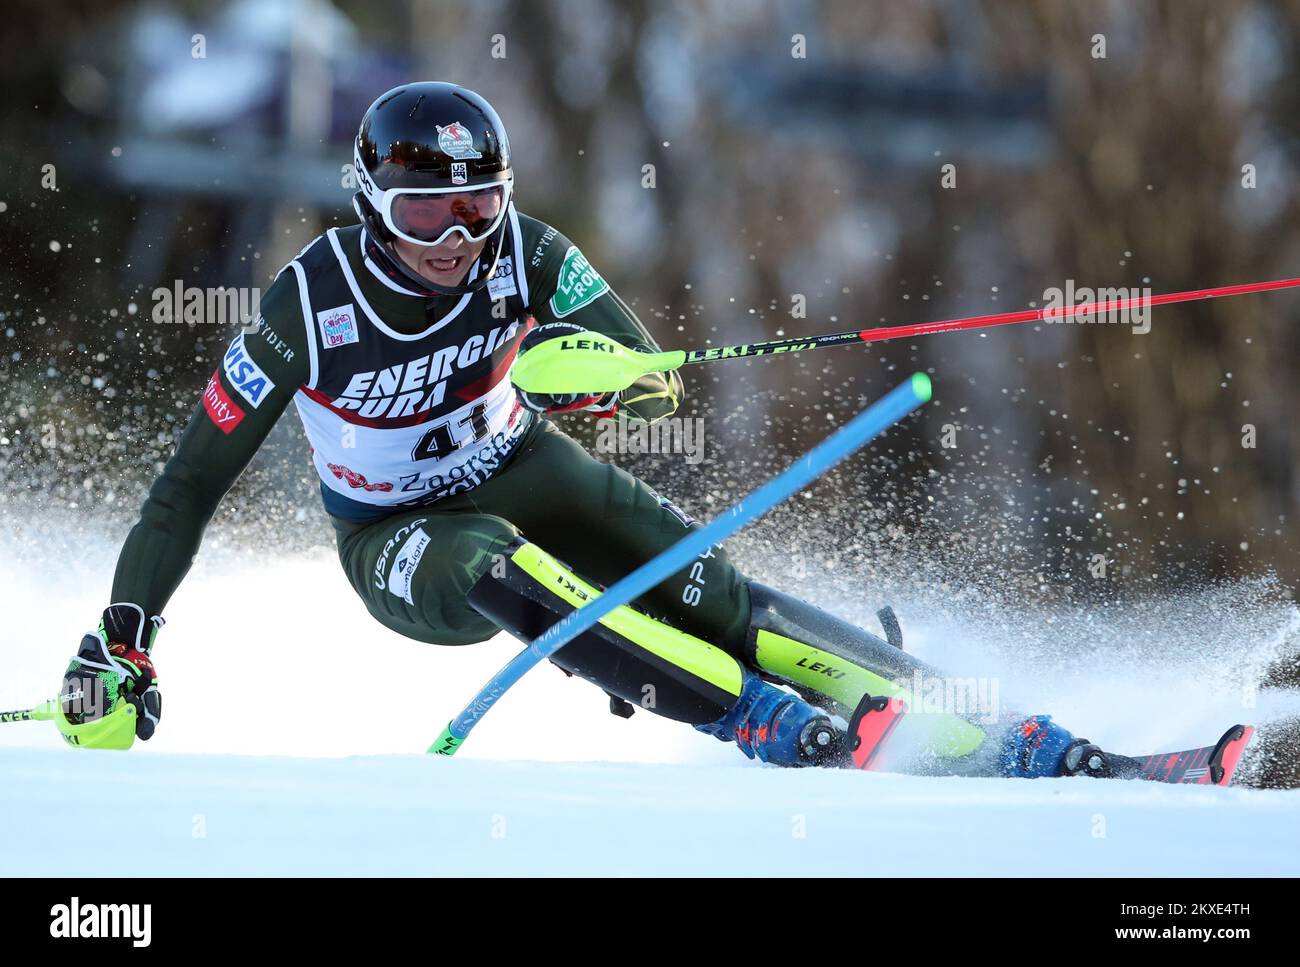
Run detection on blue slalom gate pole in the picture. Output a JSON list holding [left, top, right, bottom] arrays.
[[430, 372, 933, 755]]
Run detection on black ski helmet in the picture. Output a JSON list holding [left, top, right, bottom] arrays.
[[352, 82, 513, 297]]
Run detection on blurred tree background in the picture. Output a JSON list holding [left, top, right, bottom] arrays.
[[1, 0, 1297, 602]]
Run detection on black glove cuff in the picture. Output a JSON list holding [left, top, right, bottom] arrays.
[[102, 603, 164, 654]]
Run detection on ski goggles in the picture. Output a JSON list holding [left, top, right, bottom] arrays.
[[379, 181, 512, 247]]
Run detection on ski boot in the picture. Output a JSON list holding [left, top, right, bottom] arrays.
[[698, 672, 847, 767], [1001, 715, 1141, 779], [1062, 740, 1145, 779]]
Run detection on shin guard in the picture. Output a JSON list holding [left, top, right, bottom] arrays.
[[745, 583, 987, 760], [468, 539, 745, 725]]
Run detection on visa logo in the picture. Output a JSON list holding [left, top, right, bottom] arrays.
[[223, 334, 275, 408]]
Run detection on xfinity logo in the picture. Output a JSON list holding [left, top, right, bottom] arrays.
[[50, 897, 151, 947]]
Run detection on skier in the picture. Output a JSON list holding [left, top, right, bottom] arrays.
[[58, 82, 1112, 777]]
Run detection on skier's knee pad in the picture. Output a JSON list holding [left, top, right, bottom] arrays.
[[746, 583, 989, 756], [745, 583, 943, 714], [467, 538, 745, 725], [745, 584, 990, 760]]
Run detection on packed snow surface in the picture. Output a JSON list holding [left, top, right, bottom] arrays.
[[3, 529, 1299, 876], [6, 746, 1298, 876]]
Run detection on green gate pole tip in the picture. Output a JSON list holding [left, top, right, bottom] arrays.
[[428, 723, 461, 756], [910, 372, 933, 402]]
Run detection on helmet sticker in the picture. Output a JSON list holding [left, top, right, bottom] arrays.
[[436, 122, 483, 160], [451, 161, 468, 185], [353, 143, 378, 202]]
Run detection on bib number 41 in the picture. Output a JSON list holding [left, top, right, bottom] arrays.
[[410, 402, 490, 462]]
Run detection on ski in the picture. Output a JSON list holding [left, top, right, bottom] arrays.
[[847, 692, 1254, 786], [1125, 724, 1254, 787], [846, 694, 908, 771]]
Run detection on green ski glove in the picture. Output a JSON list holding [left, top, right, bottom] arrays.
[[60, 603, 164, 747]]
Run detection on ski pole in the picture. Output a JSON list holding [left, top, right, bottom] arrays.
[[2, 698, 138, 750], [0, 701, 60, 724], [430, 371, 934, 756], [511, 276, 1300, 395]]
